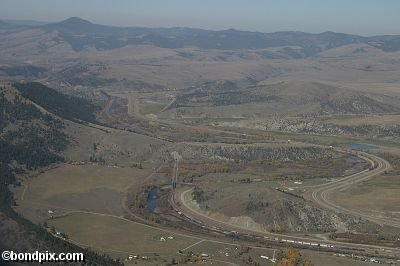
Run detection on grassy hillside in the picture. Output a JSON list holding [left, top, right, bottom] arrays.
[[171, 81, 400, 117]]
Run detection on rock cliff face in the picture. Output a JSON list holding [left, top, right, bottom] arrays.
[[258, 200, 378, 233]]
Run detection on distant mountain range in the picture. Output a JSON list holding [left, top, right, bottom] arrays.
[[2, 17, 400, 55], [2, 19, 49, 26]]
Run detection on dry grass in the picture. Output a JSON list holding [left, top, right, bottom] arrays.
[[15, 164, 150, 219], [47, 212, 198, 257], [331, 173, 400, 219], [63, 119, 163, 166], [301, 250, 371, 266], [25, 164, 149, 199]]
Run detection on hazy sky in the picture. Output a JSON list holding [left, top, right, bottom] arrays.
[[1, 0, 399, 35]]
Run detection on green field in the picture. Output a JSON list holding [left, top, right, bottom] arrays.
[[140, 102, 167, 115]]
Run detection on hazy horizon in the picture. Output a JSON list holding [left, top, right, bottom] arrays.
[[1, 0, 400, 36]]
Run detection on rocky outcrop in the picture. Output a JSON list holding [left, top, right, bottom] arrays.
[[263, 200, 379, 233], [154, 143, 337, 163], [264, 119, 400, 140]]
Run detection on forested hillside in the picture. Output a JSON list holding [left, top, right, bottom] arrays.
[[0, 87, 67, 207], [14, 82, 99, 123], [0, 86, 121, 265]]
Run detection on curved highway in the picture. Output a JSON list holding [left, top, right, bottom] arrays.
[[311, 150, 400, 228]]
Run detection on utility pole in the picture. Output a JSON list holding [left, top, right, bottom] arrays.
[[171, 151, 182, 190]]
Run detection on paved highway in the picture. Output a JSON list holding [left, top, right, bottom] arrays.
[[311, 150, 400, 228]]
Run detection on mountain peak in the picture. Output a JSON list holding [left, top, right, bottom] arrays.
[[59, 17, 92, 26]]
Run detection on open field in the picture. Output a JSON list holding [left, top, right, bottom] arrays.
[[14, 164, 151, 222], [331, 173, 400, 219], [47, 212, 372, 266], [140, 102, 168, 115], [324, 149, 400, 223], [300, 250, 372, 266], [22, 164, 150, 198], [47, 212, 198, 259]]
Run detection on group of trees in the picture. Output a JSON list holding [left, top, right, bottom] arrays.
[[245, 199, 270, 213], [276, 247, 314, 266], [192, 187, 215, 203]]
